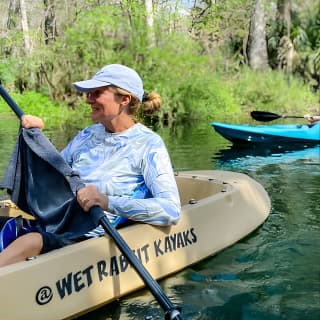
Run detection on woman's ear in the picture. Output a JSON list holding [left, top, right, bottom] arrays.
[[121, 94, 131, 106]]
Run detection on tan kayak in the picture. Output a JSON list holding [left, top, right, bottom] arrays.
[[0, 170, 271, 320]]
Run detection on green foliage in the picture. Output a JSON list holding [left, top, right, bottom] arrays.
[[39, 5, 127, 95], [168, 73, 239, 120], [20, 3, 153, 100], [230, 68, 319, 113], [291, 0, 320, 90], [0, 59, 17, 86], [130, 32, 239, 121], [266, 0, 320, 89], [190, 0, 253, 60], [0, 90, 89, 130], [0, 0, 319, 129]]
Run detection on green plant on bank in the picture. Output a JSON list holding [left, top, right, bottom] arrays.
[[1, 65, 318, 133], [0, 91, 89, 130], [230, 67, 319, 114]]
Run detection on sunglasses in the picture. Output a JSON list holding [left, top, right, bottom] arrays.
[[86, 88, 108, 100]]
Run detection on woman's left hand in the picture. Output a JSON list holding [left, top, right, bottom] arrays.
[[77, 185, 108, 212], [21, 115, 45, 129]]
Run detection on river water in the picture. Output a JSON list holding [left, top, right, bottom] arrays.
[[0, 114, 319, 320]]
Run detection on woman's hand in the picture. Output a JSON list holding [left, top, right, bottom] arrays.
[[21, 115, 45, 129], [304, 114, 320, 123], [77, 185, 109, 212]]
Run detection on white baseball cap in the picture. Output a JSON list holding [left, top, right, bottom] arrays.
[[73, 64, 144, 102]]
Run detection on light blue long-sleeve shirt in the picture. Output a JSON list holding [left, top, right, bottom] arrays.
[[60, 123, 181, 226]]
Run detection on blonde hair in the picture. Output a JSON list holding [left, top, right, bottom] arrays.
[[108, 86, 162, 116]]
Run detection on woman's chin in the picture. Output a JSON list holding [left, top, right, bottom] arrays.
[[91, 114, 100, 123]]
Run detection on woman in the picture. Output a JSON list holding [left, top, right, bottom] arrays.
[[0, 64, 181, 267]]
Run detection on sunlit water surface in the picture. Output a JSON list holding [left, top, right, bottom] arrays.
[[0, 114, 319, 320]]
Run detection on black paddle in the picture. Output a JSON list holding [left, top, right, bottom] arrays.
[[0, 84, 183, 320], [251, 111, 304, 122]]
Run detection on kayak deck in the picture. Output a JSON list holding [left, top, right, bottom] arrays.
[[0, 170, 271, 320]]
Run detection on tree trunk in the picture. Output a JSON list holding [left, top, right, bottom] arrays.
[[43, 0, 58, 44], [277, 0, 291, 37], [19, 0, 32, 55], [145, 0, 155, 47], [4, 0, 19, 57], [247, 0, 269, 70], [7, 0, 19, 29], [276, 1, 295, 73]]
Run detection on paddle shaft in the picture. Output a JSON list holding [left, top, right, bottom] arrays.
[[0, 85, 24, 118], [0, 85, 183, 320], [91, 207, 182, 320], [281, 115, 305, 119]]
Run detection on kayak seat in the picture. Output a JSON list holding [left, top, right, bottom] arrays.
[[0, 215, 38, 252], [112, 183, 152, 229], [85, 183, 151, 237], [112, 216, 134, 229]]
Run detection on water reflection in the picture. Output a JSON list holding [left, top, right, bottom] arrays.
[[1, 115, 319, 320], [213, 144, 320, 171]]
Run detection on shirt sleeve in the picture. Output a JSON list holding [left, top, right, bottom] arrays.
[[107, 142, 181, 226]]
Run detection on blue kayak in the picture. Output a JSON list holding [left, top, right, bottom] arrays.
[[211, 122, 320, 144]]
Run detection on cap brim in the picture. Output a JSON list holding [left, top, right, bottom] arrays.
[[73, 79, 111, 92]]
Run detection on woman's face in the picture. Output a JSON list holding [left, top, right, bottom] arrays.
[[86, 86, 129, 124]]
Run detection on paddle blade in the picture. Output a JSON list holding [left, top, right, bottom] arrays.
[[250, 111, 281, 122]]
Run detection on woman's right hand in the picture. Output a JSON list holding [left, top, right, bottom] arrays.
[[21, 115, 45, 129], [77, 185, 109, 212]]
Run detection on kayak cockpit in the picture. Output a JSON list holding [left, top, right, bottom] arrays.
[[175, 173, 227, 206]]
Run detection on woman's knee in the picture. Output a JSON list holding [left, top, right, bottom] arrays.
[[0, 232, 43, 267], [16, 232, 43, 256]]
